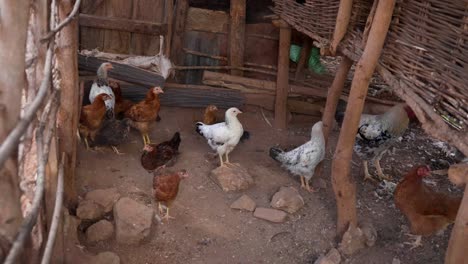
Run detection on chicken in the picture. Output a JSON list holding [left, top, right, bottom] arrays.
[[124, 86, 164, 145], [89, 62, 115, 112], [394, 165, 462, 248], [195, 107, 244, 167], [335, 101, 416, 181], [79, 93, 112, 150], [153, 169, 189, 221], [92, 113, 131, 154], [141, 132, 181, 172], [203, 105, 218, 124], [269, 121, 325, 192], [108, 80, 134, 117]]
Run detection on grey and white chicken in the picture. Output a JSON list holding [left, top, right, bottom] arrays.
[[269, 121, 325, 192], [195, 107, 244, 167], [89, 62, 115, 112]]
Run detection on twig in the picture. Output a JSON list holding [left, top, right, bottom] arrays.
[[4, 91, 59, 264], [40, 153, 65, 264], [41, 0, 82, 42], [0, 41, 54, 170], [260, 107, 273, 128]]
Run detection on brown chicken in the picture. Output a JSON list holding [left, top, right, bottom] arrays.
[[153, 169, 189, 221], [203, 105, 218, 125], [124, 86, 164, 145], [141, 132, 181, 172], [79, 93, 112, 150], [394, 165, 462, 248], [108, 80, 134, 117]]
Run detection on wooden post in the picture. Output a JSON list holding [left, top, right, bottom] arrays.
[[171, 0, 189, 65], [0, 0, 30, 260], [331, 0, 395, 235], [56, 0, 79, 207], [445, 164, 468, 264], [295, 39, 311, 80], [165, 0, 175, 56], [322, 56, 353, 144], [229, 0, 246, 76], [328, 0, 354, 56], [273, 20, 291, 129]]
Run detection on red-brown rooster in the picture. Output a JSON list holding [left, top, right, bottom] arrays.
[[108, 80, 134, 117], [79, 93, 112, 150], [394, 165, 462, 248], [335, 101, 416, 181], [141, 132, 181, 172], [153, 169, 189, 221]]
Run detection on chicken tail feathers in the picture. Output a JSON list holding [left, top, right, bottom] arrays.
[[240, 130, 250, 142], [170, 132, 182, 150], [269, 147, 284, 162], [195, 122, 204, 136], [335, 112, 345, 127], [156, 115, 161, 122], [334, 99, 347, 127]]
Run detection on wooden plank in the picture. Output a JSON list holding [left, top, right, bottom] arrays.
[[103, 0, 133, 53], [79, 0, 105, 50], [331, 0, 396, 236], [229, 0, 246, 76], [57, 0, 80, 207], [171, 0, 189, 63], [78, 54, 166, 87], [165, 0, 175, 56], [81, 0, 105, 14], [79, 14, 168, 36], [131, 0, 165, 55], [0, 0, 29, 256], [186, 7, 228, 33], [274, 20, 291, 129]]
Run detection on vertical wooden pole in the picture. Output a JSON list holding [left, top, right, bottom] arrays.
[[229, 0, 246, 76], [0, 0, 30, 260], [294, 39, 311, 80], [331, 0, 395, 235], [445, 164, 468, 264], [328, 0, 354, 56], [171, 0, 189, 80], [165, 0, 175, 57], [273, 20, 291, 129], [322, 56, 353, 144], [56, 0, 79, 208]]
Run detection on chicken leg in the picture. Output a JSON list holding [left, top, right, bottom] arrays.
[[363, 160, 377, 182], [144, 134, 152, 144], [111, 146, 125, 155], [83, 137, 90, 150], [404, 233, 423, 249], [218, 154, 225, 167], [300, 176, 317, 193], [374, 158, 391, 180], [162, 207, 175, 222]]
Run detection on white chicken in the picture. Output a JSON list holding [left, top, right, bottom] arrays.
[[196, 107, 244, 166], [89, 62, 115, 112], [269, 121, 325, 192]]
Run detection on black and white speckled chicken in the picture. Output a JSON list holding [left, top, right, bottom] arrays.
[[335, 100, 416, 181], [269, 121, 325, 192], [92, 112, 131, 154]]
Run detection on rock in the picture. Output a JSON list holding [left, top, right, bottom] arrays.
[[90, 252, 120, 264], [338, 224, 377, 255], [316, 178, 327, 189], [230, 194, 256, 212], [270, 186, 304, 214], [253, 207, 287, 223], [85, 188, 121, 213], [392, 258, 401, 264], [86, 220, 114, 243], [314, 248, 341, 264], [211, 163, 254, 192], [77, 200, 105, 221], [114, 197, 153, 244]]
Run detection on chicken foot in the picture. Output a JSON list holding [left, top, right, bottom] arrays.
[[300, 176, 317, 193], [158, 203, 175, 222], [404, 233, 423, 249], [111, 146, 125, 155], [363, 160, 377, 182], [374, 159, 391, 180]]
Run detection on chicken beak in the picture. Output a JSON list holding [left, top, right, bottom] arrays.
[[238, 110, 243, 114]]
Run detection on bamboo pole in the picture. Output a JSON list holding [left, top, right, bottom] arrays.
[[229, 0, 246, 76], [331, 0, 396, 235], [328, 0, 354, 56], [445, 164, 468, 264], [56, 0, 79, 207], [0, 0, 30, 260], [274, 19, 291, 129]]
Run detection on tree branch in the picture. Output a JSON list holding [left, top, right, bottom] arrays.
[[40, 0, 81, 42]]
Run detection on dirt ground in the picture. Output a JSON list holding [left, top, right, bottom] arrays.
[[74, 106, 463, 264]]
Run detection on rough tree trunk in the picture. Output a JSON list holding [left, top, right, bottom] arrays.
[[229, 0, 246, 76], [273, 20, 291, 129]]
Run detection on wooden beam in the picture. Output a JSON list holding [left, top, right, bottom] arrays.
[[165, 0, 175, 56], [0, 0, 29, 259], [79, 14, 168, 35], [274, 20, 291, 129], [229, 0, 246, 76], [445, 163, 468, 264], [57, 0, 80, 208], [171, 0, 189, 65], [322, 56, 353, 145], [81, 0, 105, 14], [328, 0, 354, 56], [331, 0, 396, 236]]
